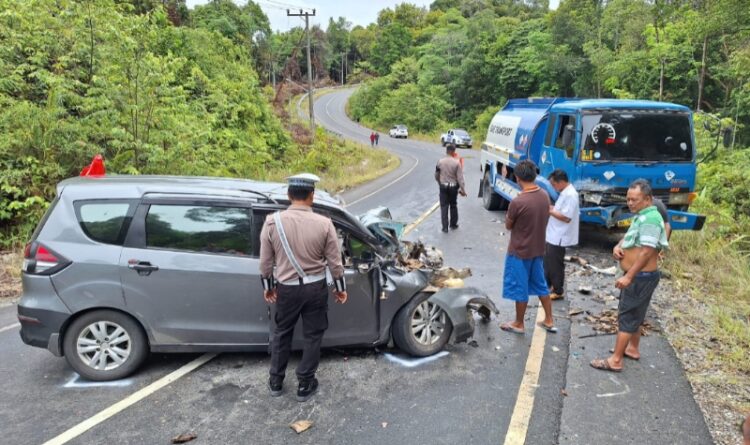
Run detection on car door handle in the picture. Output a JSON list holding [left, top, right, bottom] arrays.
[[127, 260, 159, 274]]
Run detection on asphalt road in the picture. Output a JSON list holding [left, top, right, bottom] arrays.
[[0, 88, 713, 445]]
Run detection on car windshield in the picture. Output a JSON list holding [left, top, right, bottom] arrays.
[[396, 125, 407, 130], [454, 130, 469, 137], [580, 111, 693, 162]]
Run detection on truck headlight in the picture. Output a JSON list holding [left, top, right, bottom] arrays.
[[668, 193, 690, 205], [584, 193, 603, 205]]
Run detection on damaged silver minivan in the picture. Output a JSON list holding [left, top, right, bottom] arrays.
[[18, 175, 497, 381]]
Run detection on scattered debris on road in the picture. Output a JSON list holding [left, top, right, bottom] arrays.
[[171, 433, 197, 444], [582, 309, 660, 336], [289, 420, 313, 434], [578, 286, 592, 295]]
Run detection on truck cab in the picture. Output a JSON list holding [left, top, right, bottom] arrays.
[[479, 98, 705, 231]]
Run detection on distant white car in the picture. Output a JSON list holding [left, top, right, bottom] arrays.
[[441, 129, 472, 148], [389, 125, 408, 138]]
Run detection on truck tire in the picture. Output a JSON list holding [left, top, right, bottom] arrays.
[[63, 310, 149, 381], [392, 293, 452, 357], [482, 171, 502, 210]]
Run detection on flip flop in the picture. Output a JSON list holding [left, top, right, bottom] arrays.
[[537, 322, 558, 333], [609, 349, 640, 360], [590, 358, 622, 373], [500, 322, 525, 335]]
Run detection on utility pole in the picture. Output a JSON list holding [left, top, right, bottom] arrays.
[[287, 8, 316, 139], [341, 52, 345, 86]]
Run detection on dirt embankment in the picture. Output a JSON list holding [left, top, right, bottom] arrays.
[[0, 251, 22, 301]]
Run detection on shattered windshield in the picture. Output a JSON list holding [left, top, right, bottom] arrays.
[[580, 111, 693, 162]]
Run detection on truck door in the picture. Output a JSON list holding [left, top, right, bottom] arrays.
[[541, 113, 578, 181]]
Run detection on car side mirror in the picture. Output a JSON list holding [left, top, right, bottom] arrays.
[[562, 125, 574, 148]]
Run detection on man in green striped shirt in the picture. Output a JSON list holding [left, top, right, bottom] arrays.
[[591, 179, 668, 372]]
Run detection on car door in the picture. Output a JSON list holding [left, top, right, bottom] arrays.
[[259, 207, 380, 349], [120, 196, 268, 347]]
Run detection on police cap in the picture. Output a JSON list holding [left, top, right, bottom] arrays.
[[286, 173, 320, 189]]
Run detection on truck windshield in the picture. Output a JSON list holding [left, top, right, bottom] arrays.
[[580, 111, 693, 162]]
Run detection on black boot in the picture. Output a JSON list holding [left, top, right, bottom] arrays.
[[268, 377, 283, 397], [296, 378, 318, 402]]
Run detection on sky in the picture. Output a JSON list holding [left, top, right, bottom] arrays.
[[185, 0, 560, 32]]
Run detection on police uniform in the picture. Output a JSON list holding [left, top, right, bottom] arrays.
[[259, 173, 345, 394], [435, 149, 466, 232]]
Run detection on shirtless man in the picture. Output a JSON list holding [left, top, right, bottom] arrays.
[[591, 179, 668, 372]]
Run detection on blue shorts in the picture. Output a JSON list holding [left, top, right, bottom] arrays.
[[502, 254, 549, 303]]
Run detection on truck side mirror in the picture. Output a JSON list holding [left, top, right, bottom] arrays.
[[722, 127, 733, 148], [561, 125, 574, 149]]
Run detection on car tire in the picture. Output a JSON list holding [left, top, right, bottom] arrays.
[[63, 310, 148, 381], [392, 293, 452, 357], [482, 170, 503, 210]]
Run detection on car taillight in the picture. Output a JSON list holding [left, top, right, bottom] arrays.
[[23, 242, 71, 275]]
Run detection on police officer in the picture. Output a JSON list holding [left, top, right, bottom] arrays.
[[259, 173, 347, 402], [435, 143, 467, 232]]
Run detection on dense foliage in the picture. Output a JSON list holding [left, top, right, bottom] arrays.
[[348, 0, 749, 146]]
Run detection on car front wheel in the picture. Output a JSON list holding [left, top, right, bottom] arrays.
[[63, 310, 148, 381], [392, 293, 452, 356]]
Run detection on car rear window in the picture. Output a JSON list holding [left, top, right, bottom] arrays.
[[76, 201, 135, 245], [146, 205, 252, 256]]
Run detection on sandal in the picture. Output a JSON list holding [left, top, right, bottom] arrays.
[[609, 348, 640, 360], [500, 322, 525, 335], [590, 357, 622, 372], [537, 322, 558, 333]]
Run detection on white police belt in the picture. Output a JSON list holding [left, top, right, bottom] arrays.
[[279, 274, 326, 286]]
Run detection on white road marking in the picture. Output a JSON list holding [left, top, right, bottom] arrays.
[[383, 351, 449, 368], [344, 153, 420, 207], [0, 322, 20, 333], [596, 375, 631, 398], [503, 308, 548, 445], [42, 353, 217, 445], [63, 374, 135, 388]]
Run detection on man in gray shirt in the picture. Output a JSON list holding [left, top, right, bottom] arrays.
[[260, 173, 347, 402], [435, 144, 467, 233]]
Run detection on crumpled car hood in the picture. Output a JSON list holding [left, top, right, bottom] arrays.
[[358, 206, 405, 249]]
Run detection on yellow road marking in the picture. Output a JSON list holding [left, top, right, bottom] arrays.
[[403, 202, 440, 235], [503, 308, 548, 445], [42, 353, 217, 445]]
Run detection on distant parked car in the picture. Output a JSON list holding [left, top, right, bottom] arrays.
[[18, 175, 497, 381], [389, 125, 408, 138], [441, 129, 473, 148]]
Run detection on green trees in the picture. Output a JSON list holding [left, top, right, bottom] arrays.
[[0, 0, 291, 246], [349, 0, 748, 146]]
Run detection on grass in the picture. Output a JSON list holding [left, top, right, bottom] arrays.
[[0, 251, 22, 299], [661, 203, 750, 418]]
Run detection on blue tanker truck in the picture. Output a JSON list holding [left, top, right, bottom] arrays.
[[478, 97, 705, 230]]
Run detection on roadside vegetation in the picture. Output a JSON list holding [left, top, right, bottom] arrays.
[[0, 0, 396, 250]]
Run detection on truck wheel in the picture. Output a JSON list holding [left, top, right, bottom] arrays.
[[392, 293, 452, 357], [63, 310, 148, 381], [482, 171, 502, 210]]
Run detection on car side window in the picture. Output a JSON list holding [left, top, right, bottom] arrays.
[[554, 114, 577, 158], [75, 200, 136, 245], [145, 205, 252, 256]]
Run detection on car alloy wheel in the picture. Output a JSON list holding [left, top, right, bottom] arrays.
[[64, 310, 148, 380], [411, 300, 447, 346], [77, 321, 131, 371]]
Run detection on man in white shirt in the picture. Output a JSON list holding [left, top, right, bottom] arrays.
[[544, 169, 580, 300]]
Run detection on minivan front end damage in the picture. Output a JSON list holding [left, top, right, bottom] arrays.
[[427, 287, 498, 343]]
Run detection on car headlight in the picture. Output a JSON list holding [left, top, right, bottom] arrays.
[[668, 193, 689, 205]]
